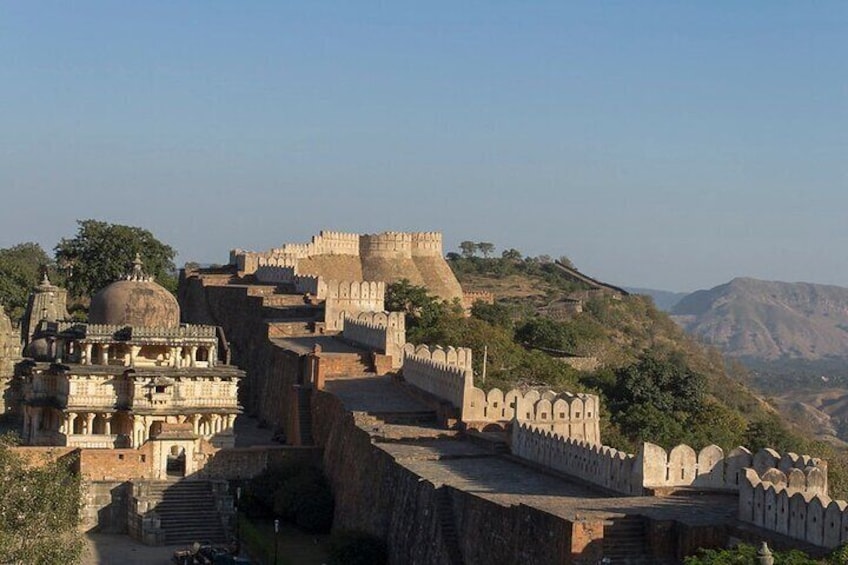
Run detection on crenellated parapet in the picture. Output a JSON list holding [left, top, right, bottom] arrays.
[[228, 229, 462, 302], [341, 312, 406, 368], [314, 230, 360, 256], [464, 388, 601, 444], [401, 343, 474, 413], [360, 232, 415, 259], [739, 460, 842, 548], [322, 280, 386, 331], [511, 423, 641, 495], [410, 232, 444, 257]]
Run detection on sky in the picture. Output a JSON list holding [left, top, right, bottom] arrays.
[[0, 2, 845, 292]]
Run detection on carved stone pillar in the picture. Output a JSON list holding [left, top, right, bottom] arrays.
[[170, 347, 179, 368], [83, 343, 93, 366], [67, 412, 78, 435], [141, 416, 150, 442], [130, 346, 141, 366], [226, 413, 236, 430], [209, 345, 217, 367], [85, 413, 95, 435], [189, 346, 198, 368], [191, 414, 200, 435], [105, 415, 112, 435]]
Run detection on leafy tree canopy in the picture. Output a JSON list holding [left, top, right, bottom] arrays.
[[0, 434, 84, 564], [0, 242, 53, 321], [55, 220, 177, 298]]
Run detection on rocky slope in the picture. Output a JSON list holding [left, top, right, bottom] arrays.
[[671, 277, 848, 360]]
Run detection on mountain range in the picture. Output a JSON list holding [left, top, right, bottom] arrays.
[[666, 277, 848, 361]]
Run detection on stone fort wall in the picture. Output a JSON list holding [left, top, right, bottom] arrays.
[[401, 344, 474, 414], [342, 312, 406, 369], [230, 230, 462, 302], [310, 389, 611, 564], [399, 343, 601, 442]]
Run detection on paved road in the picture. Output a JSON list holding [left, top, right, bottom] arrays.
[[82, 533, 185, 565]]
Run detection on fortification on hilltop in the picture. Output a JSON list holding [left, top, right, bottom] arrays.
[[230, 230, 464, 302]]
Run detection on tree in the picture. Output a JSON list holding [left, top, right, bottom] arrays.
[[0, 243, 53, 321], [476, 242, 495, 258], [501, 248, 522, 262], [55, 220, 177, 298], [0, 435, 84, 564], [385, 280, 459, 341], [558, 255, 575, 269], [459, 241, 477, 258]]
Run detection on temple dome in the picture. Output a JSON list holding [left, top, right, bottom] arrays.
[[88, 254, 180, 328]]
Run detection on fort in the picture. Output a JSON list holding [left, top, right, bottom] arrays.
[[0, 229, 843, 563]]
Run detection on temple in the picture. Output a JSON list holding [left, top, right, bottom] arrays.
[[17, 256, 243, 457]]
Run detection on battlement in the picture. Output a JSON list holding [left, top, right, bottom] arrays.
[[228, 229, 461, 301], [342, 312, 406, 368], [464, 388, 601, 444], [401, 343, 474, 412], [739, 464, 844, 549], [314, 231, 360, 256], [410, 232, 443, 257]]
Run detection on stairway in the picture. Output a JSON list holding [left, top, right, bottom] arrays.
[[436, 487, 464, 565], [297, 386, 314, 445], [602, 516, 654, 565], [145, 481, 229, 545]]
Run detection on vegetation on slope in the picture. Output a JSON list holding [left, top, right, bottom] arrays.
[[0, 435, 84, 564], [391, 249, 848, 496]]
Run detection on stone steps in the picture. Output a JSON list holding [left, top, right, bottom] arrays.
[[262, 293, 311, 307], [603, 516, 651, 564], [267, 319, 316, 337], [136, 481, 229, 545], [297, 386, 314, 445], [435, 487, 464, 565]]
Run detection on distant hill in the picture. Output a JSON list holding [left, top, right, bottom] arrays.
[[624, 287, 689, 312], [671, 277, 848, 360]]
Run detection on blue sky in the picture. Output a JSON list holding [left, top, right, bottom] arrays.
[[1, 2, 845, 291]]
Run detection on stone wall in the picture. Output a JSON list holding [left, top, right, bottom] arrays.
[[739, 466, 844, 548], [341, 312, 405, 369], [511, 422, 831, 506], [310, 390, 600, 565], [322, 280, 385, 331], [464, 388, 601, 444], [82, 481, 132, 532], [511, 422, 642, 495], [401, 343, 474, 415], [229, 230, 463, 302], [194, 445, 322, 480], [78, 445, 155, 480]]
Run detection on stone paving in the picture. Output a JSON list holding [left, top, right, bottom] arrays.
[[82, 533, 185, 565], [324, 375, 433, 413], [343, 376, 738, 528], [271, 334, 364, 355]]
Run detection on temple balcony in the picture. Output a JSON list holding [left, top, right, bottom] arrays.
[[66, 434, 120, 449]]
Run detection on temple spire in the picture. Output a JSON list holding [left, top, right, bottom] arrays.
[[127, 253, 152, 282]]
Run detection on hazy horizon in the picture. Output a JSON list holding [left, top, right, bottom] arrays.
[[2, 2, 845, 292]]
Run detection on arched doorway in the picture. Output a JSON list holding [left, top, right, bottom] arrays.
[[166, 445, 186, 477]]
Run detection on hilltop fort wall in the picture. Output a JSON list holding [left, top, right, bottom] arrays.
[[739, 462, 845, 549], [398, 343, 601, 441], [231, 230, 463, 302], [341, 312, 405, 369], [401, 344, 474, 414]]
